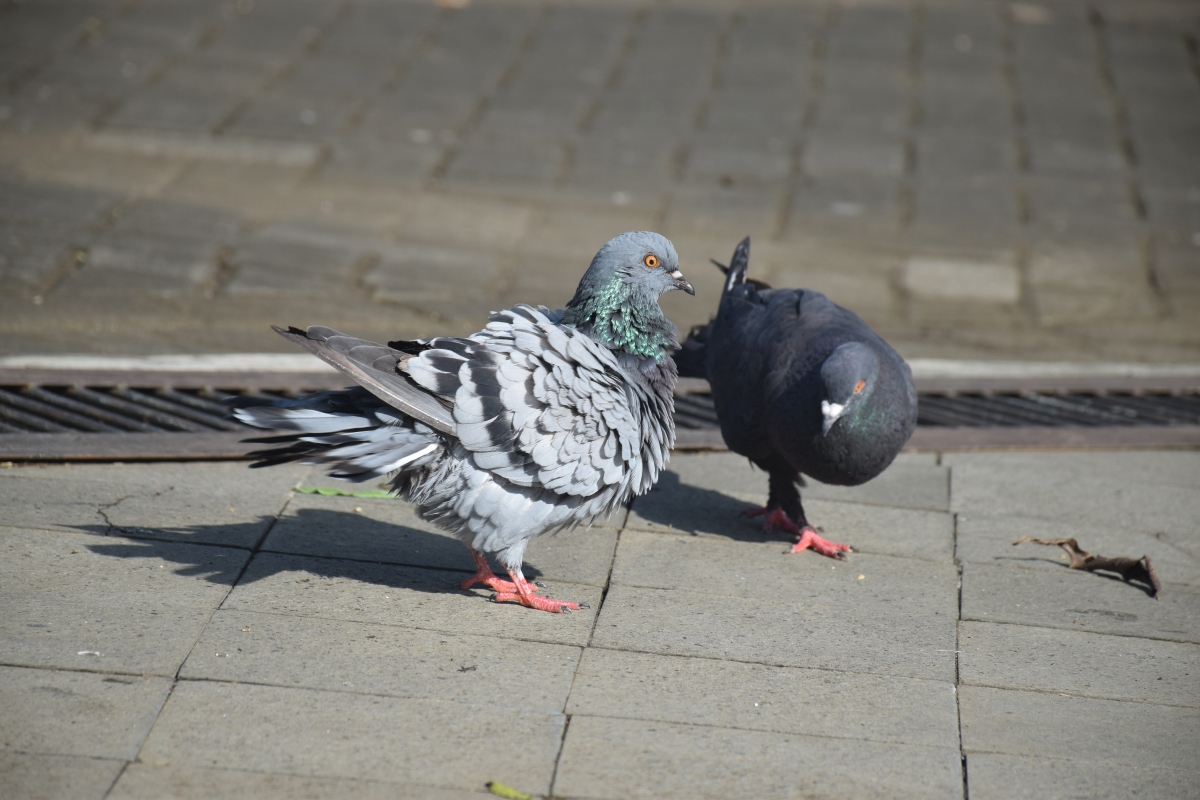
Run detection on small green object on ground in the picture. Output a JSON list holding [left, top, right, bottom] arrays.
[[295, 487, 394, 499], [486, 781, 533, 800]]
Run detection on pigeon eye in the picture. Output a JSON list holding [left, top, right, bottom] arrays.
[[643, 254, 660, 268], [854, 380, 865, 393]]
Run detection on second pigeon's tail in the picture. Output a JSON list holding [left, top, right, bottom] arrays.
[[673, 236, 755, 379], [721, 236, 751, 296]]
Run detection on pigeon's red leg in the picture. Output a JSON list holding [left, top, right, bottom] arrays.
[[789, 525, 852, 559], [492, 567, 588, 614], [744, 505, 803, 535], [459, 547, 522, 593]]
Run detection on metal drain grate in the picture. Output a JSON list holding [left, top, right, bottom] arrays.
[[1, 369, 1199, 459], [916, 390, 1200, 428]]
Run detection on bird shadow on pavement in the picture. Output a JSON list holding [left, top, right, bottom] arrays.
[[73, 507, 543, 596], [629, 470, 794, 546]]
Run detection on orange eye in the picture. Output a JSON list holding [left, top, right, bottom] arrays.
[[854, 380, 865, 393], [643, 254, 660, 268]]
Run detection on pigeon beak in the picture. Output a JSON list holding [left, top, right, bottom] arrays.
[[670, 269, 695, 295], [820, 400, 845, 436]]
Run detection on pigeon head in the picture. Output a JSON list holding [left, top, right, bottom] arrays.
[[819, 342, 880, 435], [562, 231, 694, 360]]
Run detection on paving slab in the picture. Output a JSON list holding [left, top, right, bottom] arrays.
[[0, 527, 248, 674], [224, 552, 601, 647], [948, 451, 1200, 544], [959, 620, 1200, 707], [597, 531, 958, 681], [0, 462, 308, 548], [109, 763, 490, 800], [0, 751, 124, 800], [182, 608, 580, 714], [960, 685, 1200, 772], [566, 648, 957, 748], [0, 666, 171, 759], [961, 561, 1200, 643], [553, 715, 963, 800], [965, 753, 1200, 800], [773, 267, 898, 314], [138, 680, 563, 794], [786, 177, 901, 241], [267, 489, 620, 586]]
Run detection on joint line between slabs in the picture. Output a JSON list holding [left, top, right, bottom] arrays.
[[210, 606, 590, 651], [958, 616, 1198, 646], [580, 642, 954, 684], [954, 510, 969, 799], [123, 468, 306, 769], [543, 709, 962, 752], [546, 504, 627, 796], [957, 679, 1200, 711]]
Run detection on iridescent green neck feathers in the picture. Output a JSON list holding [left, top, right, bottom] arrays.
[[563, 272, 678, 360]]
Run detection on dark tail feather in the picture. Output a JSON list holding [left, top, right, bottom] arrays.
[[676, 236, 753, 379], [721, 236, 751, 296]]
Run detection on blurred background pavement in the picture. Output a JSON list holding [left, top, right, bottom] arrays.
[[1, 0, 1198, 361]]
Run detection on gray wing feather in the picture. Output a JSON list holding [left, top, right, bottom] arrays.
[[406, 305, 647, 499], [273, 325, 456, 435]]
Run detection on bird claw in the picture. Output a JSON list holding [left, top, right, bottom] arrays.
[[492, 589, 583, 613], [789, 526, 853, 559]]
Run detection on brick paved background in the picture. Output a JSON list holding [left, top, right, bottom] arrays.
[[1, 0, 1198, 361]]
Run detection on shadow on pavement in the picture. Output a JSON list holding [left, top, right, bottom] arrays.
[[75, 508, 545, 594], [629, 470, 795, 546]]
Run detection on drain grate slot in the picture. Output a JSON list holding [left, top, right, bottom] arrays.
[[1, 372, 1198, 459]]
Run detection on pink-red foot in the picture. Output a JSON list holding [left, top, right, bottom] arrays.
[[492, 589, 584, 613], [789, 526, 852, 560], [492, 570, 589, 614], [743, 507, 852, 559]]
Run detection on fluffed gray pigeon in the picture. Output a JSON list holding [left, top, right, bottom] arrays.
[[675, 236, 916, 557], [236, 231, 693, 612]]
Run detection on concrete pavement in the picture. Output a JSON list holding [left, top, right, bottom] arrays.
[[2, 450, 1198, 798], [3, 0, 1200, 797], [0, 0, 1198, 360]]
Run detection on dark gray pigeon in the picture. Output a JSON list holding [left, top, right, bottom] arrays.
[[236, 231, 693, 612], [675, 236, 916, 557]]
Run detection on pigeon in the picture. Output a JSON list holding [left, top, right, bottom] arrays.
[[675, 236, 916, 557], [235, 231, 694, 612]]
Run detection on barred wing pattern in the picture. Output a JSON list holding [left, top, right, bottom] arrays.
[[407, 305, 674, 504]]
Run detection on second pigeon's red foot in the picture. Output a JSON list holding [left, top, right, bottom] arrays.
[[745, 507, 852, 559], [789, 526, 852, 559]]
